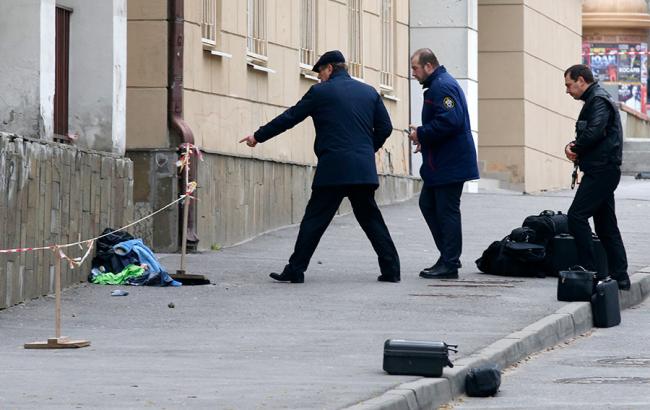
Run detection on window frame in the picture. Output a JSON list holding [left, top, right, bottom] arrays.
[[348, 0, 364, 80]]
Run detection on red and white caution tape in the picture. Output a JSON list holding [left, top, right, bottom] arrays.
[[57, 240, 95, 269], [0, 193, 190, 254]]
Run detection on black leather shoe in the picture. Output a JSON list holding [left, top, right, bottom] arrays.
[[420, 260, 461, 276], [616, 278, 631, 291], [377, 275, 400, 283], [269, 271, 304, 283], [419, 265, 459, 279], [420, 263, 440, 276]]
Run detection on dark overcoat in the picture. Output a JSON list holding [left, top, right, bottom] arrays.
[[254, 70, 393, 187]]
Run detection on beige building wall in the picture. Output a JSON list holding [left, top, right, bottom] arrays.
[[478, 0, 582, 192], [126, 0, 414, 251], [126, 0, 169, 149], [181, 0, 410, 175]]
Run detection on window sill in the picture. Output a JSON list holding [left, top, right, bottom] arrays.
[[202, 39, 216, 50], [380, 86, 398, 101], [210, 49, 232, 58], [246, 51, 268, 65], [381, 93, 399, 102], [247, 62, 276, 74]]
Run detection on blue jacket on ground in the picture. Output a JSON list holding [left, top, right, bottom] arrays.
[[254, 70, 393, 187], [113, 239, 175, 286], [417, 66, 479, 186]]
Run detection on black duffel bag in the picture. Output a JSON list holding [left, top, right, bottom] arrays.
[[466, 365, 501, 397], [522, 210, 569, 245], [557, 265, 595, 302], [476, 234, 546, 278]]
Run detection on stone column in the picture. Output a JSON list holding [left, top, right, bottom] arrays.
[[409, 0, 479, 192]]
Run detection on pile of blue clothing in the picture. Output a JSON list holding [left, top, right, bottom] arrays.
[[90, 228, 180, 286]]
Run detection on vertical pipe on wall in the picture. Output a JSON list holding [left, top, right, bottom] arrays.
[[169, 0, 199, 247]]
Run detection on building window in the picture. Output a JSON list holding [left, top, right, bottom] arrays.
[[201, 0, 218, 47], [54, 6, 72, 142], [300, 0, 317, 68], [348, 0, 363, 78], [247, 0, 267, 60], [380, 0, 394, 90]]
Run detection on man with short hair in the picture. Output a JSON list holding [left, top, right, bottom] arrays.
[[563, 64, 630, 290], [240, 50, 400, 284], [408, 48, 479, 280]]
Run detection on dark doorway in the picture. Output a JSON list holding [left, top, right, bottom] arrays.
[[54, 6, 72, 140]]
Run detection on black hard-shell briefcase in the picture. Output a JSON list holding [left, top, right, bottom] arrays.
[[383, 339, 457, 377], [591, 278, 621, 328], [547, 233, 608, 277], [557, 266, 595, 302]]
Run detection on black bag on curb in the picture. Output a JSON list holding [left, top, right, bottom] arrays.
[[466, 366, 501, 397], [557, 266, 595, 302], [383, 339, 457, 377], [476, 236, 546, 278], [546, 233, 609, 278], [591, 278, 621, 328], [522, 210, 569, 245]]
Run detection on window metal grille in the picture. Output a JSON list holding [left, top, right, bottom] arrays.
[[201, 0, 217, 45], [348, 0, 363, 78], [380, 0, 394, 89], [300, 0, 317, 67], [247, 0, 267, 58]]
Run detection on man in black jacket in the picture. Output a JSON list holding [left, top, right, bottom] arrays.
[[564, 64, 629, 290], [240, 50, 400, 284]]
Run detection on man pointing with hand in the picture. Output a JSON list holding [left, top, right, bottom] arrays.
[[240, 50, 400, 284]]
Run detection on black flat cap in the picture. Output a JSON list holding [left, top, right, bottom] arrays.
[[312, 50, 345, 72]]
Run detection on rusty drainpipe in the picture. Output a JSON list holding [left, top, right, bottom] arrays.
[[169, 0, 199, 247]]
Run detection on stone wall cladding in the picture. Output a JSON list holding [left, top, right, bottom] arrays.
[[195, 152, 420, 250], [0, 133, 133, 309]]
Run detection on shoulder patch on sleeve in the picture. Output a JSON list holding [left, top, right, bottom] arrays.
[[442, 96, 456, 110]]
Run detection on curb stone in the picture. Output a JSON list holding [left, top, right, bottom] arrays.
[[344, 270, 650, 410]]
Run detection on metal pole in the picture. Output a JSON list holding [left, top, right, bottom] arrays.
[[54, 249, 61, 339], [179, 145, 190, 273]]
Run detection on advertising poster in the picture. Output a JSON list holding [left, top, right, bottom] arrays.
[[618, 43, 643, 83], [587, 43, 618, 82], [619, 84, 643, 112], [585, 42, 648, 114]]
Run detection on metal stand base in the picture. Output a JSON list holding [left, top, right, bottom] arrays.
[[172, 270, 211, 285]]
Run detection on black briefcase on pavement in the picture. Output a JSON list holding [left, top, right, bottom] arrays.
[[557, 266, 595, 302], [591, 278, 621, 328], [546, 233, 608, 277], [383, 339, 457, 377]]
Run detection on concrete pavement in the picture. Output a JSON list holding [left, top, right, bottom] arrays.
[[449, 282, 650, 410], [1, 176, 649, 409]]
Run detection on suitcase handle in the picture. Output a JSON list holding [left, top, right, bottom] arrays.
[[445, 343, 459, 353]]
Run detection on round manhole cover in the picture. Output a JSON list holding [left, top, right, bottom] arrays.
[[555, 377, 650, 385], [596, 357, 650, 367]]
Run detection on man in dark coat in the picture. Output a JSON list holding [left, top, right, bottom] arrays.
[[407, 48, 479, 280], [564, 64, 629, 290], [240, 50, 400, 284]]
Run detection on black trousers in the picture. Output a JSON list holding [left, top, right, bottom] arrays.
[[419, 182, 465, 268], [283, 185, 400, 277], [567, 167, 628, 279]]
